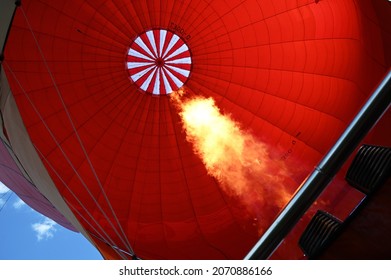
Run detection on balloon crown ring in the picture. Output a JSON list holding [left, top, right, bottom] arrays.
[[126, 29, 192, 95]]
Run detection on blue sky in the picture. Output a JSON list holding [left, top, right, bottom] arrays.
[[0, 181, 103, 260]]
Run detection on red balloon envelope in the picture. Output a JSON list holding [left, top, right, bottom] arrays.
[[1, 0, 390, 259]]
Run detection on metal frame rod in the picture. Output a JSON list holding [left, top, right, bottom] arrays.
[[245, 69, 391, 260]]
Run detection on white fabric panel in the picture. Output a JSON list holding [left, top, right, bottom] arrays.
[[0, 65, 96, 247]]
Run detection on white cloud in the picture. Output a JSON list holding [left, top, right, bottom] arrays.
[[0, 181, 10, 194], [13, 198, 26, 209], [31, 217, 57, 241], [0, 181, 10, 208]]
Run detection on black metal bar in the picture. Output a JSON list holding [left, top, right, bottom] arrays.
[[245, 69, 391, 260]]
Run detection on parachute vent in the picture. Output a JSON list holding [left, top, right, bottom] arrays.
[[126, 29, 192, 95]]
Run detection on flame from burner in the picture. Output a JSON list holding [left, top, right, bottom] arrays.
[[171, 89, 293, 232]]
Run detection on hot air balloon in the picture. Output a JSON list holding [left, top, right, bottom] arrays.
[[1, 0, 390, 260]]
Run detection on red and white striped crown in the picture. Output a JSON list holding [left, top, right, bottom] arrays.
[[126, 29, 192, 95]]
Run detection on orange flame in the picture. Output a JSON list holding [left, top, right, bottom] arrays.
[[171, 89, 292, 232]]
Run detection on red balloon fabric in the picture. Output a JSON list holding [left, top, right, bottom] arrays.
[[2, 0, 391, 259]]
